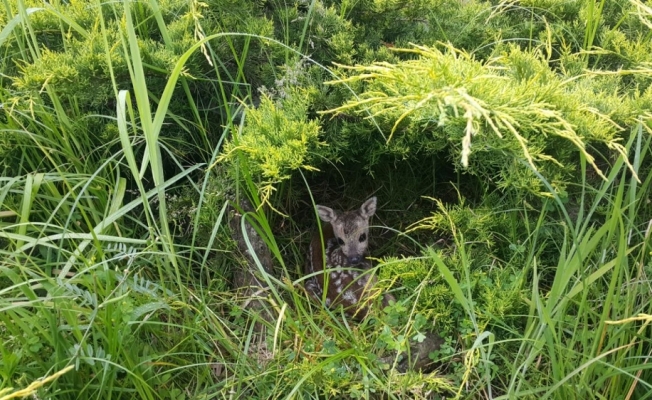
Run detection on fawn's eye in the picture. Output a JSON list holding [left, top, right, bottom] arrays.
[[337, 237, 345, 246], [358, 233, 366, 242]]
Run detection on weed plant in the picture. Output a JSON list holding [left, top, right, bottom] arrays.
[[1, 0, 652, 399]]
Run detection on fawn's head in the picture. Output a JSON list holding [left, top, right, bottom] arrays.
[[316, 197, 377, 265]]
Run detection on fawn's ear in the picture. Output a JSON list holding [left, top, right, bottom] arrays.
[[316, 205, 337, 222], [359, 197, 377, 219]]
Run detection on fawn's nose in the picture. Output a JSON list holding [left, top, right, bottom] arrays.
[[347, 255, 363, 265]]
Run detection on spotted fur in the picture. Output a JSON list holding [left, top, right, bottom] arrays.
[[305, 197, 394, 320]]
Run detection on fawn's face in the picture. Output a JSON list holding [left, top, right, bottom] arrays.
[[316, 197, 377, 265]]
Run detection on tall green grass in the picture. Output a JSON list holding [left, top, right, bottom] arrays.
[[1, 0, 239, 398], [497, 123, 652, 398], [1, 0, 652, 399]]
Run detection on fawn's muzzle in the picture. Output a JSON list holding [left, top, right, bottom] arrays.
[[347, 255, 363, 265]]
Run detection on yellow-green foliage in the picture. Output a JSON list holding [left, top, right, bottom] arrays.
[[407, 197, 506, 249], [13, 30, 126, 108], [380, 196, 530, 337], [277, 2, 357, 64], [379, 252, 526, 337], [0, 0, 101, 38], [219, 92, 322, 195], [7, 0, 273, 105], [338, 0, 498, 50], [477, 268, 523, 322], [1, 0, 277, 173], [324, 44, 634, 196], [380, 256, 459, 330]]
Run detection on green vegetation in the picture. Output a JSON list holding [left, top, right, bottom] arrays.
[[1, 0, 652, 398]]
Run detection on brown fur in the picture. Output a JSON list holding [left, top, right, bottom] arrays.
[[305, 197, 394, 320]]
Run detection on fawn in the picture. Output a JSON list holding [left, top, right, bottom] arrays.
[[305, 197, 394, 320]]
